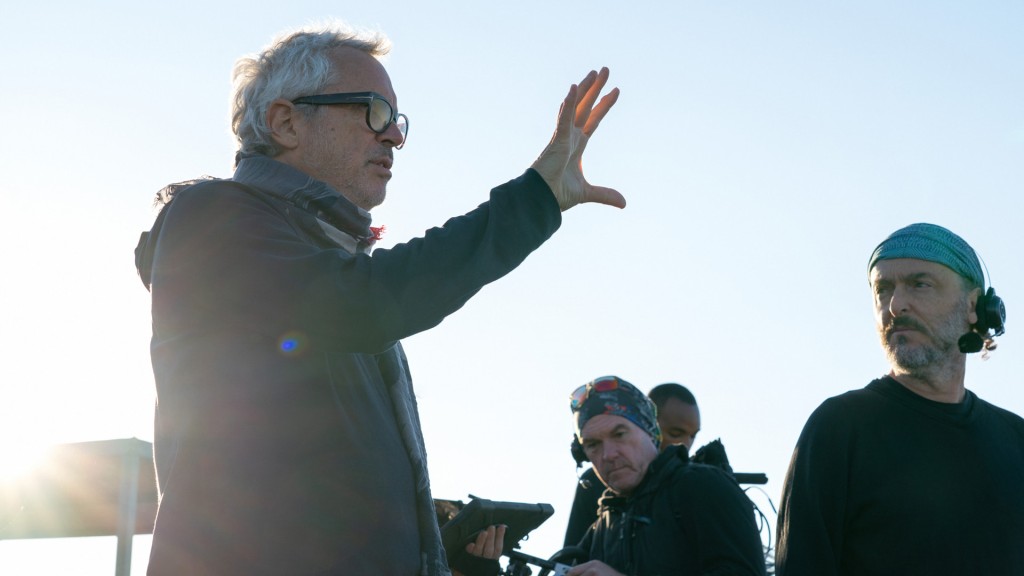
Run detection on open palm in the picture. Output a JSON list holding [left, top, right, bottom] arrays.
[[532, 68, 625, 211]]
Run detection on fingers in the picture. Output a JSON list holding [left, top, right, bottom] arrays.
[[586, 185, 626, 209], [466, 526, 490, 555], [554, 68, 616, 147], [465, 525, 506, 559], [583, 87, 619, 136], [574, 69, 602, 127], [492, 524, 506, 556], [532, 67, 622, 211], [575, 68, 610, 129], [555, 83, 580, 143], [575, 70, 599, 108]]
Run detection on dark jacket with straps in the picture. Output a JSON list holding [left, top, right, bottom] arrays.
[[135, 155, 561, 575], [565, 439, 740, 548], [581, 445, 766, 576]]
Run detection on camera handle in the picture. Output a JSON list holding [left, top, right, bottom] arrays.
[[503, 549, 571, 576], [502, 546, 587, 576]]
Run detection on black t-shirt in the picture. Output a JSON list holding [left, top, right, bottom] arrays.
[[777, 376, 1024, 575]]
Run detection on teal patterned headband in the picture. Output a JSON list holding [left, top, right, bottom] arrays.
[[868, 223, 984, 288]]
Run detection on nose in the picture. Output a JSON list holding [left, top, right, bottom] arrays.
[[888, 285, 910, 317], [600, 441, 620, 463], [378, 121, 405, 149]]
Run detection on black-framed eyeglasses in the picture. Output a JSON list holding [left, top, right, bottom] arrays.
[[291, 91, 409, 149]]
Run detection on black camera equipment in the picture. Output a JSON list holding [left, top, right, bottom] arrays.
[[507, 546, 589, 576], [440, 496, 558, 575], [440, 496, 591, 576]]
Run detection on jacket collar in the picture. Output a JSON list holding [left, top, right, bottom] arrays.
[[598, 444, 689, 508], [234, 154, 376, 246]]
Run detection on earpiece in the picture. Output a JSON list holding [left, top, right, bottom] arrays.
[[960, 287, 1008, 354], [975, 287, 1006, 337], [570, 436, 588, 465]]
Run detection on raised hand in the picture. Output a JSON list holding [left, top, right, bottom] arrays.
[[531, 68, 625, 211]]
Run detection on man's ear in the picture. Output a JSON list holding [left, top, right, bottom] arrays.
[[967, 286, 982, 326], [266, 98, 302, 152]]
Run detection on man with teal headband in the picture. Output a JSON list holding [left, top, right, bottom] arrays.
[[565, 376, 766, 576], [776, 223, 1023, 575]]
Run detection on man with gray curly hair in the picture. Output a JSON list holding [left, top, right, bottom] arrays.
[[136, 21, 623, 576]]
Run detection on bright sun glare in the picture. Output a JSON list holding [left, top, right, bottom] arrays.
[[0, 441, 51, 484]]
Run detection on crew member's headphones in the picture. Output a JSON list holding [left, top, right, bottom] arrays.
[[570, 437, 587, 466], [959, 287, 1007, 353]]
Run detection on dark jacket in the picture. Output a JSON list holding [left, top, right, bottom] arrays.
[[582, 445, 766, 576], [136, 156, 561, 575], [565, 440, 739, 548]]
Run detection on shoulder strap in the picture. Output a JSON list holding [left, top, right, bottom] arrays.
[[666, 451, 692, 530], [135, 206, 169, 292]]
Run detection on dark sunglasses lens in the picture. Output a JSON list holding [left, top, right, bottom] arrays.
[[367, 98, 393, 132]]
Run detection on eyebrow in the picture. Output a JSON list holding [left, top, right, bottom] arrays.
[[873, 271, 936, 285], [582, 423, 631, 443]]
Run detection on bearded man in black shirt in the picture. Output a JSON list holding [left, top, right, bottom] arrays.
[[776, 223, 1023, 576]]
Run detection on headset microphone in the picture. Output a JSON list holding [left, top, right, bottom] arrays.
[[958, 332, 985, 354], [976, 287, 1007, 337]]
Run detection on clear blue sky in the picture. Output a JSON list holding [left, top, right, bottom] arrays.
[[1, 1, 1022, 573]]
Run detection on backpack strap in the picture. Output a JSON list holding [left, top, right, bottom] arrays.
[[135, 207, 168, 291]]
